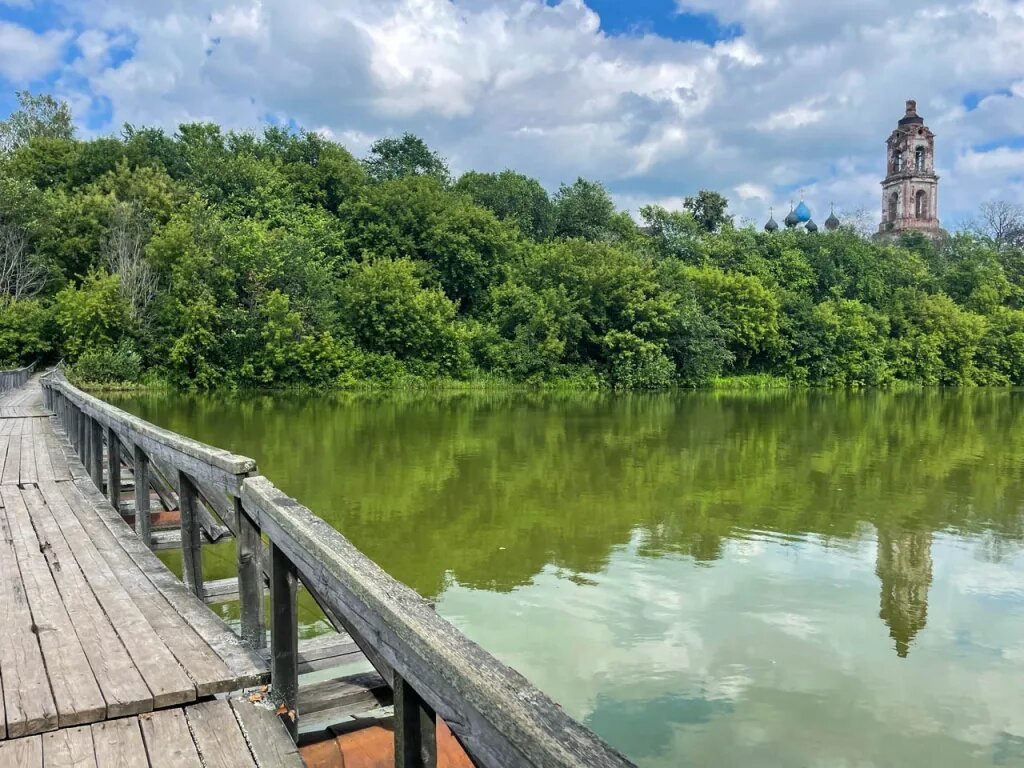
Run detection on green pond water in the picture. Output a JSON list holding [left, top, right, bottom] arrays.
[[104, 389, 1024, 767]]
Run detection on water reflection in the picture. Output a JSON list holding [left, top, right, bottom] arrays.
[[107, 388, 1024, 764], [877, 527, 933, 658]]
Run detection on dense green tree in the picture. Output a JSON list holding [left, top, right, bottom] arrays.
[[684, 190, 732, 233], [363, 133, 450, 185], [552, 178, 617, 240], [888, 290, 987, 385], [0, 91, 75, 152], [54, 271, 131, 361], [339, 258, 468, 376], [454, 170, 553, 241], [0, 299, 52, 365], [1, 90, 1022, 391]]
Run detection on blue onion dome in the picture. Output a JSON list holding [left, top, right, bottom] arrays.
[[784, 208, 799, 228], [805, 219, 818, 233], [764, 214, 778, 232], [825, 210, 840, 230], [794, 200, 812, 223]]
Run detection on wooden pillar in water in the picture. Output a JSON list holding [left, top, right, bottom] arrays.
[[134, 445, 152, 548], [394, 673, 438, 768], [89, 417, 104, 491], [271, 543, 298, 742], [107, 427, 121, 512], [178, 470, 204, 597], [236, 497, 265, 650]]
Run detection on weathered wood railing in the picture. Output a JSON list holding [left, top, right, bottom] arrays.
[[0, 361, 35, 392], [41, 371, 635, 768]]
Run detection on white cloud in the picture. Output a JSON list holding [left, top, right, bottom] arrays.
[[0, 21, 69, 83], [5, 0, 1024, 224]]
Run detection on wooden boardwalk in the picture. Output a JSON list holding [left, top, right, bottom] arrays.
[[0, 376, 303, 767], [37, 369, 636, 768]]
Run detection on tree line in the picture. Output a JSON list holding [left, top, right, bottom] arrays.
[[1, 90, 1023, 389]]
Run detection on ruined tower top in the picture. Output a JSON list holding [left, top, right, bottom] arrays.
[[877, 99, 943, 239]]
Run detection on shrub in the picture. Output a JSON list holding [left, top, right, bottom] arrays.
[[70, 339, 142, 384]]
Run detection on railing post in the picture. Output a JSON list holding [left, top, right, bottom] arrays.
[[270, 543, 298, 742], [78, 407, 87, 458], [107, 427, 121, 512], [394, 673, 438, 768], [236, 497, 265, 650], [178, 470, 204, 597], [133, 445, 152, 549], [89, 417, 104, 490], [81, 410, 90, 467]]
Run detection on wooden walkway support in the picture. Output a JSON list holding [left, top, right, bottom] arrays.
[[42, 369, 637, 768], [0, 363, 33, 394], [0, 369, 301, 768]]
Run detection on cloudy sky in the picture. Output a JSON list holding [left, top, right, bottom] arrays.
[[1, 0, 1023, 227]]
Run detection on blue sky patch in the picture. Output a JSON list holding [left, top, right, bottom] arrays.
[[962, 88, 1014, 112], [584, 0, 740, 43], [973, 136, 1024, 153]]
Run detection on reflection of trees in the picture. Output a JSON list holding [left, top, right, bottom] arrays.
[[875, 527, 933, 658], [113, 390, 1024, 616]]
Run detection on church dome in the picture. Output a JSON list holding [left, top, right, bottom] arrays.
[[764, 213, 778, 232], [825, 210, 840, 230], [794, 200, 812, 223], [784, 208, 799, 228], [805, 219, 818, 233]]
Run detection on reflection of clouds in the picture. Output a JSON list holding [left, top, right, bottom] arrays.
[[952, 559, 1024, 600], [440, 530, 1024, 767], [746, 611, 820, 639]]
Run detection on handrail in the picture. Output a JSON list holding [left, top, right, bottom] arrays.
[[40, 371, 636, 767], [0, 360, 36, 392]]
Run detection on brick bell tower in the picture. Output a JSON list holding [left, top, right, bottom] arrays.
[[877, 100, 942, 238]]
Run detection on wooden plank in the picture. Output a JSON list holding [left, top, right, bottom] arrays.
[[0, 435, 8, 487], [0, 734, 42, 768], [0, 487, 102, 731], [34, 428, 54, 486], [46, 426, 72, 482], [19, 416, 37, 486], [183, 700, 257, 768], [229, 699, 305, 768], [2, 421, 21, 484], [242, 476, 636, 768], [22, 486, 154, 719], [52, 481, 240, 697], [32, 485, 197, 710], [298, 671, 392, 720], [139, 709, 202, 768], [62, 478, 267, 689], [42, 725, 98, 768], [91, 717, 148, 768], [0, 502, 57, 738], [179, 471, 203, 597], [258, 633, 364, 676]]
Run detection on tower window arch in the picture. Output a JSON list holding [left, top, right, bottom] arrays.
[[889, 192, 899, 221], [915, 190, 928, 219], [915, 147, 926, 171], [893, 150, 904, 173]]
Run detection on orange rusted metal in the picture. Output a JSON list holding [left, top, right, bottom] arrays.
[[299, 718, 474, 768]]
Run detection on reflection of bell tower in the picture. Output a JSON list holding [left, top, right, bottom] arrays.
[[876, 100, 943, 239], [875, 527, 933, 658]]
